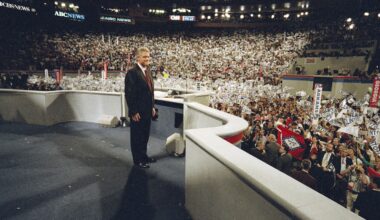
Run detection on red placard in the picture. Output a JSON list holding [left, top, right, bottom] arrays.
[[370, 77, 380, 108]]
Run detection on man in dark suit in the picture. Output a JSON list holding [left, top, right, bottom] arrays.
[[265, 134, 279, 167], [291, 159, 317, 190], [333, 147, 353, 204], [277, 146, 293, 175], [125, 47, 157, 168], [354, 177, 380, 220], [316, 143, 336, 198]]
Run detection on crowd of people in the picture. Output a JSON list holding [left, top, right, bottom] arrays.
[[232, 86, 380, 217]]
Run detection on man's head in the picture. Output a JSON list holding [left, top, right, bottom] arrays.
[[326, 143, 333, 153], [268, 134, 276, 142], [136, 47, 150, 67], [301, 159, 312, 171]]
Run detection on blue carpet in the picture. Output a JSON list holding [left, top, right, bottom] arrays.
[[0, 121, 191, 220]]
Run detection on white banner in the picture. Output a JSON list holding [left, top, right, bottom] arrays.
[[312, 84, 323, 124]]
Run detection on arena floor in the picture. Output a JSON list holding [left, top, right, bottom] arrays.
[[0, 121, 191, 220]]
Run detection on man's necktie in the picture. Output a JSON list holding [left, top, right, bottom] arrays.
[[144, 70, 152, 92]]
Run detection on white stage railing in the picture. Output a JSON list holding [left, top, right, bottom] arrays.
[[184, 102, 362, 220]]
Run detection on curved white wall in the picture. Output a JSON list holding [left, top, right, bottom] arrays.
[[184, 102, 362, 220], [0, 89, 124, 125]]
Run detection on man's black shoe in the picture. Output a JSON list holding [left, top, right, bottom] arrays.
[[146, 157, 157, 163], [135, 162, 150, 168]]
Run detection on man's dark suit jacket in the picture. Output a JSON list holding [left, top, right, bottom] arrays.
[[333, 156, 353, 174], [265, 141, 279, 167], [291, 170, 317, 190], [125, 64, 154, 118], [124, 64, 155, 164], [317, 151, 335, 169]]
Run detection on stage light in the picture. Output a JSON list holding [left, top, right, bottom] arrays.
[[201, 6, 205, 11], [226, 13, 231, 19], [61, 3, 66, 8], [240, 6, 245, 11], [69, 4, 74, 8], [271, 4, 276, 10], [258, 7, 262, 12], [207, 6, 212, 10], [297, 14, 300, 18], [54, 1, 58, 5], [284, 3, 291, 9], [207, 15, 211, 20], [271, 14, 275, 19], [305, 12, 309, 16], [250, 14, 254, 17], [364, 12, 369, 16], [240, 14, 244, 19], [257, 14, 262, 18], [300, 12, 304, 16], [215, 13, 218, 17], [215, 9, 218, 13], [284, 14, 290, 19], [346, 17, 352, 22], [221, 14, 225, 18], [306, 3, 309, 8], [378, 13, 380, 18], [348, 23, 355, 30], [201, 14, 205, 19]]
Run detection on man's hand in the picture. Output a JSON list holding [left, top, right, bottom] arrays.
[[132, 113, 141, 122], [152, 108, 156, 117]]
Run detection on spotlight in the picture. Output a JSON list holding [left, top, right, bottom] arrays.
[[378, 13, 380, 18], [300, 12, 304, 16], [250, 14, 254, 17], [215, 9, 218, 13], [61, 3, 66, 7], [240, 14, 244, 19], [348, 23, 355, 30], [257, 14, 261, 18], [364, 12, 370, 16], [305, 12, 309, 16], [215, 13, 218, 17], [346, 17, 352, 22], [297, 14, 300, 18], [284, 14, 290, 19], [54, 1, 58, 5], [240, 5, 245, 11], [207, 15, 211, 20], [201, 14, 205, 19], [69, 3, 74, 8], [271, 14, 275, 19]]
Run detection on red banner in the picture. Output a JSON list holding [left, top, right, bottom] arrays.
[[370, 77, 380, 107], [277, 125, 305, 160], [104, 62, 108, 79]]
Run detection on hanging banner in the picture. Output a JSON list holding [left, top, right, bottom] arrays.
[[312, 84, 323, 124], [369, 77, 380, 108]]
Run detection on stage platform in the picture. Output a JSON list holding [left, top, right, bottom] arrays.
[[0, 121, 191, 220]]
